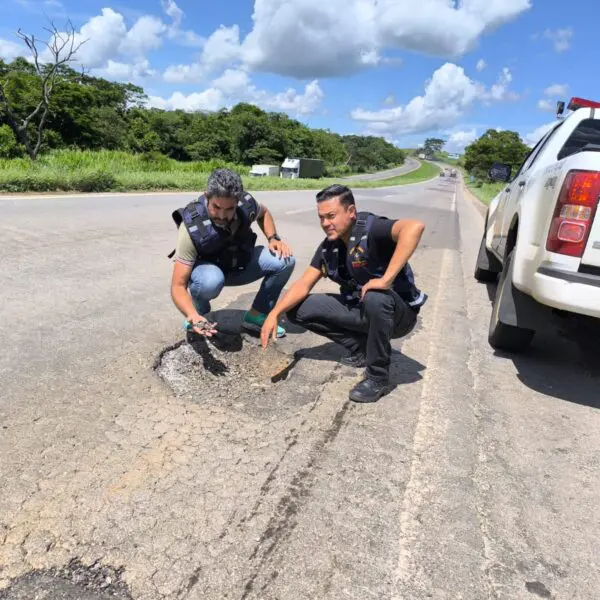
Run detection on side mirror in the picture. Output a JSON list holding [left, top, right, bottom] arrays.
[[488, 162, 512, 183]]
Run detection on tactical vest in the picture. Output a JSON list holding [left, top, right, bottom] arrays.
[[320, 211, 427, 310], [169, 193, 258, 271]]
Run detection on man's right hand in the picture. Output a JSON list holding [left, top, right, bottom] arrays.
[[188, 314, 218, 337], [260, 313, 279, 348]]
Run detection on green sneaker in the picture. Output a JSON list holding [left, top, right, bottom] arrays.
[[242, 311, 286, 338]]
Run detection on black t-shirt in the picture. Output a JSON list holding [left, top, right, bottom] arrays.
[[310, 216, 396, 282]]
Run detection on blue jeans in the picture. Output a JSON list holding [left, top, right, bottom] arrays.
[[188, 246, 296, 315]]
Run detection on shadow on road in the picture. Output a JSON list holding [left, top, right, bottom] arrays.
[[481, 282, 600, 409], [294, 341, 426, 387]]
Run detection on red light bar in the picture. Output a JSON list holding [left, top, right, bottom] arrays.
[[567, 97, 600, 111]]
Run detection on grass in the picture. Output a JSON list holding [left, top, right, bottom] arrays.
[[466, 182, 504, 205], [0, 150, 439, 193], [451, 164, 503, 206]]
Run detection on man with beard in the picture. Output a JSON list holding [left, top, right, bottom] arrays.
[[170, 168, 295, 337]]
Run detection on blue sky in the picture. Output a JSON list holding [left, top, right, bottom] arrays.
[[0, 0, 595, 152]]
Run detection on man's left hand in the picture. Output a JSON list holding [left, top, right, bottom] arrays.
[[269, 238, 293, 259], [360, 277, 392, 300]]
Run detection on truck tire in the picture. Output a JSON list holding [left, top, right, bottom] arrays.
[[488, 249, 535, 352]]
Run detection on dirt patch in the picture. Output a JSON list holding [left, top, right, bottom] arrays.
[[155, 333, 336, 420], [0, 559, 131, 600]]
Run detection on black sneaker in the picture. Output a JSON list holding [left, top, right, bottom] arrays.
[[340, 351, 367, 368], [349, 378, 392, 403]]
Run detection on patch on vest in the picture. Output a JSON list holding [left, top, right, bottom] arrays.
[[350, 245, 368, 269]]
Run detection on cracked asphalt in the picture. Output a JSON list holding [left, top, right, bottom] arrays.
[[1, 177, 599, 599]]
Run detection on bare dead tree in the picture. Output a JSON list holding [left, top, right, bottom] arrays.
[[0, 21, 86, 159]]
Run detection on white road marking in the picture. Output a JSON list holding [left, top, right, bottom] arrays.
[[393, 247, 454, 591]]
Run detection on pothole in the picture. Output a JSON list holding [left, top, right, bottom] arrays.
[[0, 559, 132, 600], [155, 332, 336, 419]]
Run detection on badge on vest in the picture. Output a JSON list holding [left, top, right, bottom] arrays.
[[350, 245, 368, 269]]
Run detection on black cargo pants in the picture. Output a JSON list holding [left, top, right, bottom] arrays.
[[286, 289, 418, 383]]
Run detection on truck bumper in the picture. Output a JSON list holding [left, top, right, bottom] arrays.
[[529, 265, 600, 318]]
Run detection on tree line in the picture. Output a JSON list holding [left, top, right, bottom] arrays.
[[0, 56, 405, 173], [463, 130, 531, 181]]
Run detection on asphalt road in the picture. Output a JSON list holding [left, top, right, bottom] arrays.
[[1, 176, 599, 600], [342, 157, 420, 181]]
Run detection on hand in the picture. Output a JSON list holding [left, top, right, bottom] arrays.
[[269, 238, 293, 260], [260, 313, 279, 348], [360, 278, 392, 301], [187, 313, 218, 337]]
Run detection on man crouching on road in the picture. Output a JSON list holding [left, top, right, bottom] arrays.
[[260, 184, 426, 403], [170, 168, 296, 338]]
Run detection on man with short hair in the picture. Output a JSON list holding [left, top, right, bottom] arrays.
[[261, 184, 426, 403], [170, 168, 295, 337]]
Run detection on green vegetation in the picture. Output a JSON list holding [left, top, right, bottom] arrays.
[[463, 130, 530, 181], [1, 56, 406, 192], [460, 129, 531, 205], [465, 180, 504, 205], [0, 150, 437, 193]]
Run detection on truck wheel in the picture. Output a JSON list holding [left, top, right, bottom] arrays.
[[474, 233, 500, 282], [488, 250, 535, 352]]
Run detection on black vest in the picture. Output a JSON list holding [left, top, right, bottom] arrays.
[[170, 194, 258, 271], [320, 212, 427, 309]]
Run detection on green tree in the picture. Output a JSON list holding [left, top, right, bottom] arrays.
[[0, 123, 23, 157], [463, 129, 530, 180], [423, 138, 445, 155], [0, 23, 84, 159]]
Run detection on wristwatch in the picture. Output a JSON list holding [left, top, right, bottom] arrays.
[[268, 234, 281, 242]]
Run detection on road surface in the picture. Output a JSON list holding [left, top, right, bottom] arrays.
[[1, 178, 599, 600], [343, 157, 420, 181]]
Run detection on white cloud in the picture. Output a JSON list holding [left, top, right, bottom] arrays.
[[476, 58, 487, 71], [164, 25, 241, 83], [0, 38, 25, 61], [211, 68, 252, 96], [94, 59, 158, 82], [237, 0, 531, 78], [148, 73, 324, 117], [484, 67, 519, 102], [384, 94, 396, 106], [523, 121, 558, 147], [70, 8, 128, 68], [351, 63, 519, 136], [162, 0, 204, 47], [35, 4, 201, 84], [119, 15, 166, 57], [163, 63, 205, 83], [544, 83, 568, 97], [542, 28, 573, 53], [537, 84, 568, 112], [262, 80, 323, 115], [148, 89, 225, 112], [537, 99, 555, 112], [201, 25, 243, 72], [162, 0, 183, 28], [446, 128, 478, 153]]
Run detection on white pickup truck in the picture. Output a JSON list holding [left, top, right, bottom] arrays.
[[474, 97, 600, 352]]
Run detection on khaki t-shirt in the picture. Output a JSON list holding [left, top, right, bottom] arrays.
[[174, 203, 265, 266]]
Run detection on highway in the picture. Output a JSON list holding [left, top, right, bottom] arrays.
[[1, 176, 599, 599], [343, 156, 420, 181]]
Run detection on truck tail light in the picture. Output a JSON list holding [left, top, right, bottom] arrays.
[[546, 170, 600, 257]]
